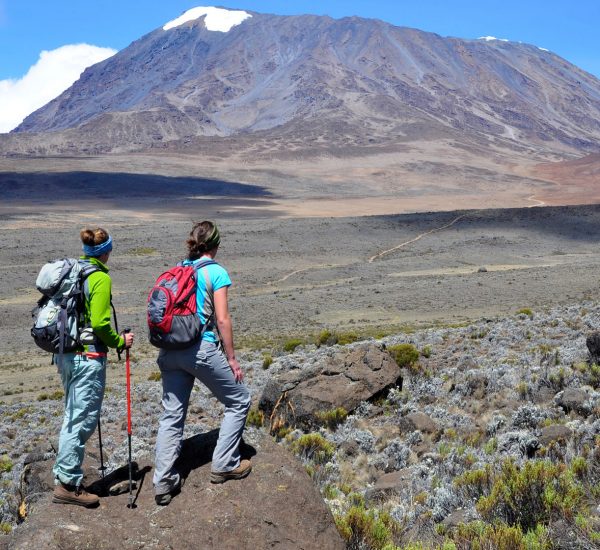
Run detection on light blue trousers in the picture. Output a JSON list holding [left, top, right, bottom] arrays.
[[153, 340, 251, 495], [53, 353, 106, 487]]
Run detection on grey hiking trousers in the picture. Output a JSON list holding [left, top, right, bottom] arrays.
[[153, 339, 251, 495]]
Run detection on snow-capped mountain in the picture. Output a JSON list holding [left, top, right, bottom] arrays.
[[5, 6, 600, 157]]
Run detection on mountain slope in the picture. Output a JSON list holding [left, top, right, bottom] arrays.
[[6, 8, 600, 158]]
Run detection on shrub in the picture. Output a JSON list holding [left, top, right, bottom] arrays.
[[291, 433, 334, 464], [454, 464, 494, 499], [37, 390, 64, 401], [315, 407, 348, 430], [335, 506, 398, 550], [337, 331, 359, 345], [516, 381, 529, 400], [262, 353, 273, 369], [148, 371, 162, 381], [420, 345, 432, 358], [484, 438, 498, 455], [126, 246, 157, 255], [388, 344, 420, 369], [516, 308, 534, 317], [459, 459, 585, 532], [0, 522, 11, 534], [283, 338, 303, 352], [316, 329, 336, 347], [246, 408, 264, 428], [454, 521, 552, 550], [0, 456, 13, 473]]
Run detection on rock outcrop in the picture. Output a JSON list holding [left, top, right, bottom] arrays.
[[259, 343, 401, 430], [6, 432, 344, 550]]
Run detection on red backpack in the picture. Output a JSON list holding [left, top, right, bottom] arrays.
[[147, 259, 215, 349]]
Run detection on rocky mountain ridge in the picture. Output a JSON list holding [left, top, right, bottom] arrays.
[[4, 8, 600, 159]]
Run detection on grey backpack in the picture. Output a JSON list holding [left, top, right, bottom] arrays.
[[31, 259, 98, 358]]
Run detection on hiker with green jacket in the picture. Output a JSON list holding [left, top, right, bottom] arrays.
[[52, 227, 135, 508]]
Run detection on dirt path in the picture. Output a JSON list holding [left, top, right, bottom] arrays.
[[269, 263, 347, 285], [526, 195, 546, 207], [263, 212, 477, 286], [367, 212, 475, 263]]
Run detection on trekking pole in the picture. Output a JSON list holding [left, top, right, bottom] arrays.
[[97, 419, 106, 479], [124, 328, 135, 509]]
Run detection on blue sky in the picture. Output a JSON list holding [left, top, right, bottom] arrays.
[[1, 1, 599, 79], [0, 1, 599, 131]]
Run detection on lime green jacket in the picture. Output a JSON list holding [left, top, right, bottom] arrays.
[[81, 256, 125, 350]]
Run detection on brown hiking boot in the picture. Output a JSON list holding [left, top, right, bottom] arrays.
[[210, 459, 252, 484], [52, 483, 100, 508]]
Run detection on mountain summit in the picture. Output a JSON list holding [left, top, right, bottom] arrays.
[[7, 7, 600, 158]]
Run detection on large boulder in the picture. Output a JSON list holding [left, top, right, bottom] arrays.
[[6, 432, 344, 550], [586, 331, 600, 364], [259, 343, 401, 430]]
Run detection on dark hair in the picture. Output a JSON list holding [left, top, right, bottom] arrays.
[[80, 227, 109, 246], [186, 221, 219, 260]]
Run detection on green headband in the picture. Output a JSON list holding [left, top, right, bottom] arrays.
[[204, 224, 221, 250]]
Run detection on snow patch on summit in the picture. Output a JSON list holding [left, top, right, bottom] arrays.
[[163, 6, 251, 32], [478, 36, 509, 42]]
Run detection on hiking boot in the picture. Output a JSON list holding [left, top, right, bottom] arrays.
[[210, 459, 252, 484], [52, 483, 100, 508], [154, 476, 183, 506]]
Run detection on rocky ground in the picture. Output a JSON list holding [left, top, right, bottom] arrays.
[[3, 198, 600, 547], [3, 301, 600, 548], [3, 203, 600, 403]]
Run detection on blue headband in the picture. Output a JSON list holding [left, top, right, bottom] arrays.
[[83, 235, 113, 257]]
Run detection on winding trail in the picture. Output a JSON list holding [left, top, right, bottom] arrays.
[[526, 195, 546, 208], [269, 263, 346, 285], [264, 212, 477, 287], [367, 212, 475, 263]]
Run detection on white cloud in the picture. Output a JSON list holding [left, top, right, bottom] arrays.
[[0, 44, 117, 133], [163, 6, 251, 32]]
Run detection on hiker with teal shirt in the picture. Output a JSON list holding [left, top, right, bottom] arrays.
[[153, 221, 252, 506], [52, 227, 135, 508]]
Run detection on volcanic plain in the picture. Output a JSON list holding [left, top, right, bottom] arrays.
[[1, 162, 599, 403]]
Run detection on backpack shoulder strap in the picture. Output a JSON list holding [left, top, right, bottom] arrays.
[[192, 259, 217, 270], [78, 260, 101, 299]]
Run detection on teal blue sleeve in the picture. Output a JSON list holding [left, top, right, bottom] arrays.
[[212, 266, 231, 292]]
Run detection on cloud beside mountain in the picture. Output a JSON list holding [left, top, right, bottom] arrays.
[[0, 44, 116, 133]]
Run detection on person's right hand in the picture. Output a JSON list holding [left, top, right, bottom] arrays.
[[123, 332, 134, 349], [228, 358, 244, 382]]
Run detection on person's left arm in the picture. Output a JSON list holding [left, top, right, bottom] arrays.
[[88, 273, 125, 349]]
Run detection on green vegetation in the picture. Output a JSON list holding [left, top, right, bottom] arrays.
[[484, 437, 498, 455], [9, 406, 32, 421], [335, 505, 398, 550], [261, 353, 273, 369], [37, 389, 64, 401], [0, 522, 12, 534], [456, 459, 585, 532], [420, 345, 432, 358], [147, 371, 162, 381], [453, 521, 552, 550], [516, 308, 534, 317], [125, 246, 157, 256], [291, 433, 335, 464], [574, 362, 600, 389], [516, 381, 529, 399], [316, 329, 359, 347], [316, 329, 335, 347], [283, 338, 303, 352], [315, 407, 348, 430], [388, 344, 420, 369], [246, 408, 265, 428], [0, 455, 13, 473]]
